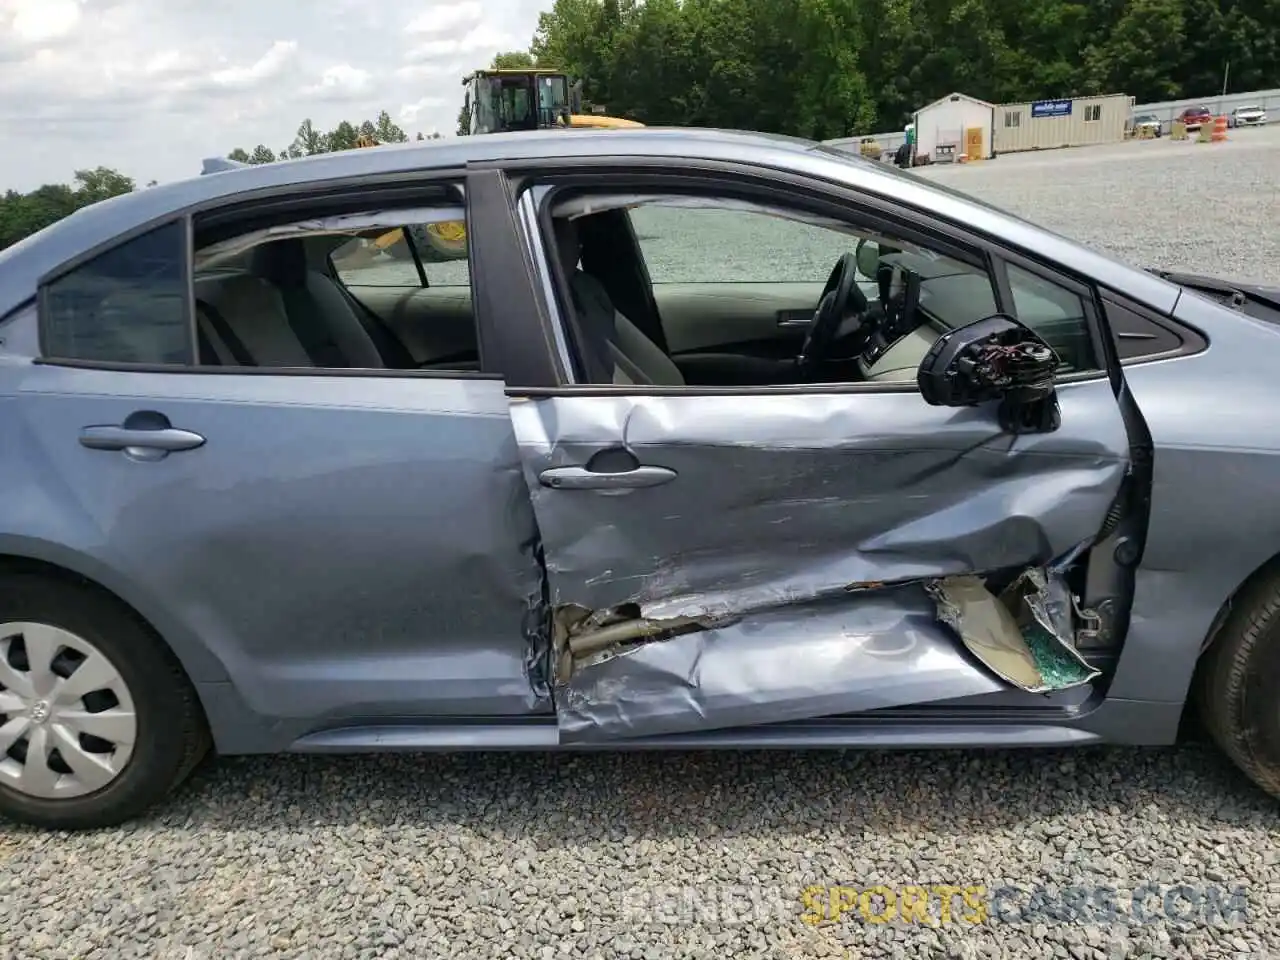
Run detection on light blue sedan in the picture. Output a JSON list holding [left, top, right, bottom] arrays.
[[1, 128, 1279, 829]]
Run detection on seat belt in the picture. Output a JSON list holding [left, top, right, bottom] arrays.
[[278, 288, 351, 368], [197, 301, 256, 366], [330, 281, 418, 368]]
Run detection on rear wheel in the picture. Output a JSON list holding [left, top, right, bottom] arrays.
[[0, 574, 209, 829], [1197, 567, 1280, 800]]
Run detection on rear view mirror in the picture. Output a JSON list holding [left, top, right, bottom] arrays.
[[917, 314, 1061, 433]]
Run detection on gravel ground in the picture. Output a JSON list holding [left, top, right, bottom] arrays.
[[918, 124, 1280, 287], [5, 130, 1280, 960]]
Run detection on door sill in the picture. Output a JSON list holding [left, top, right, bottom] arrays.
[[289, 706, 1106, 753]]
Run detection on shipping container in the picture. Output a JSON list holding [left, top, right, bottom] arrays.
[[993, 93, 1133, 153]]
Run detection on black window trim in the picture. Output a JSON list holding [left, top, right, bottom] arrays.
[[1100, 288, 1208, 366], [495, 158, 1098, 396], [33, 170, 508, 381]]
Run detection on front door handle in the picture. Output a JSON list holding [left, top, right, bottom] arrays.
[[538, 465, 677, 490], [80, 411, 205, 462]]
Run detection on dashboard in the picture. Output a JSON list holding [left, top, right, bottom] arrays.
[[857, 324, 938, 383], [854, 264, 999, 383]]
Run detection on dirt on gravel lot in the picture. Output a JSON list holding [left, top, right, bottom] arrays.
[[3, 131, 1280, 960], [919, 123, 1280, 287]]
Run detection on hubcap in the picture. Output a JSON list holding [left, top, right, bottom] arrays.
[[0, 622, 137, 799]]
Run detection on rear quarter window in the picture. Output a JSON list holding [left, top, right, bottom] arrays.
[[41, 221, 192, 365]]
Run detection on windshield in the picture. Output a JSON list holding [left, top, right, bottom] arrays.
[[471, 76, 538, 133]]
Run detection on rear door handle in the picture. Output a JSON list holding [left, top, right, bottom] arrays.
[[538, 465, 677, 490], [80, 426, 206, 452], [80, 413, 206, 462]]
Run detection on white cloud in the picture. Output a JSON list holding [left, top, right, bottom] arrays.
[[404, 23, 523, 62], [0, 0, 553, 191], [6, 0, 83, 44], [403, 1, 482, 36], [211, 40, 298, 87], [305, 63, 373, 97], [399, 96, 446, 124], [143, 50, 186, 77]]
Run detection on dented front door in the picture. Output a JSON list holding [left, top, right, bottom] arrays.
[[508, 382, 1130, 741]]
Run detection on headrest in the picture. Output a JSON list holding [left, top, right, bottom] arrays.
[[250, 239, 308, 288]]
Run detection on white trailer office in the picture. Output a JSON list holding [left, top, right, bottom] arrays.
[[913, 92, 995, 163]]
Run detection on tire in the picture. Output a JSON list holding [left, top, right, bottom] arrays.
[[1197, 567, 1280, 800], [0, 574, 210, 829]]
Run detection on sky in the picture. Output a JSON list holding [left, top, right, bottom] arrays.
[[0, 0, 552, 192]]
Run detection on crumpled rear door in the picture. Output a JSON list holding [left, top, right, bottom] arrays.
[[508, 381, 1130, 742]]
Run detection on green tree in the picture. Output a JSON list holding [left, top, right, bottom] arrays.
[[506, 0, 1280, 138], [326, 120, 359, 151], [292, 119, 327, 156], [492, 50, 538, 69], [0, 169, 135, 250], [375, 110, 409, 143]]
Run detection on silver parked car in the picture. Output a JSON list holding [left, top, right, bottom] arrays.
[[1229, 105, 1268, 128], [2, 128, 1280, 830]]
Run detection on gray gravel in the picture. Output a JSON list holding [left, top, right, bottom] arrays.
[[919, 124, 1280, 287], [4, 130, 1280, 960]]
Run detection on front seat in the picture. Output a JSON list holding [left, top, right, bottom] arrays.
[[247, 239, 386, 368], [552, 217, 685, 386]]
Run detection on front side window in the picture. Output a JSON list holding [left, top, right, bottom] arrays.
[[1005, 262, 1098, 373], [630, 203, 862, 285], [41, 221, 192, 365], [548, 192, 1004, 390]]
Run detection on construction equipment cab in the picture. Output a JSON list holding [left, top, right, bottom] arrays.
[[461, 68, 642, 134]]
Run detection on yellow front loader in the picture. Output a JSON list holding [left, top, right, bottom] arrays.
[[359, 69, 641, 262], [461, 68, 642, 135]]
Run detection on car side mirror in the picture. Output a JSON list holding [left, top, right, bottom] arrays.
[[854, 238, 880, 278], [917, 314, 1062, 433]]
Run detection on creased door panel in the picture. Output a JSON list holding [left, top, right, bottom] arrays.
[[510, 379, 1129, 740]]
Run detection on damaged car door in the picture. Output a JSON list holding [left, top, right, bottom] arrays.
[[509, 193, 1133, 744]]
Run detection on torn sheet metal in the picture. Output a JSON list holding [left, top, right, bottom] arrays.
[[928, 571, 1100, 694], [557, 584, 1007, 742], [509, 379, 1131, 623]]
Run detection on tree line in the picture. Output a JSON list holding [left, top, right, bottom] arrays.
[[483, 0, 1277, 140], [7, 0, 1276, 248], [0, 112, 442, 251]]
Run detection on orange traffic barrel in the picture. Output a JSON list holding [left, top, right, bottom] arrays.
[[1212, 115, 1228, 142]]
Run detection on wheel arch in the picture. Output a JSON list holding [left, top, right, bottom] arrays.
[[1181, 549, 1280, 738], [1197, 550, 1280, 660], [0, 538, 231, 688]]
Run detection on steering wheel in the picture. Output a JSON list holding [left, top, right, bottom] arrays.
[[797, 252, 870, 380]]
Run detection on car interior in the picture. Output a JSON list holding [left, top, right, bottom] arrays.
[[187, 194, 1096, 382]]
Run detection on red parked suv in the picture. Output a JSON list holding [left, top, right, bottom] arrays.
[[1178, 105, 1213, 130]]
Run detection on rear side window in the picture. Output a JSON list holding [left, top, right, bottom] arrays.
[[330, 221, 471, 290], [41, 221, 192, 365]]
